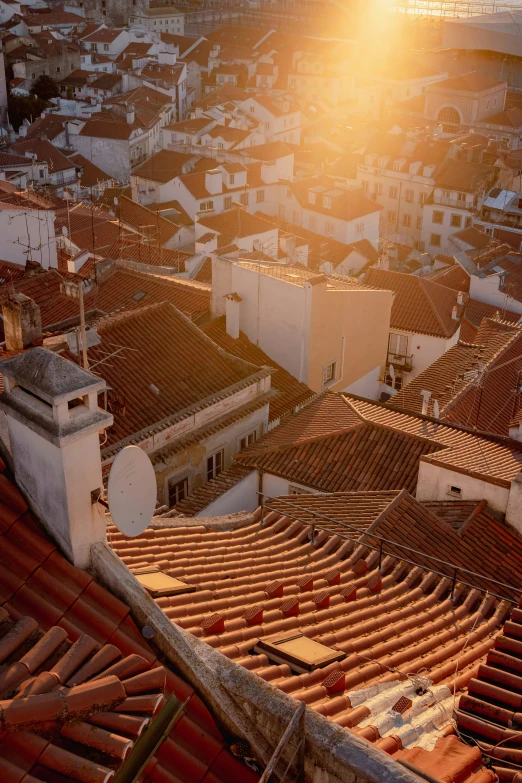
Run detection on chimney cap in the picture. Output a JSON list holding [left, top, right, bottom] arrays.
[[0, 347, 104, 406]]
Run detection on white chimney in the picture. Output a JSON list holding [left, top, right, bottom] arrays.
[[0, 348, 113, 568], [457, 291, 464, 305], [452, 304, 459, 320], [225, 292, 242, 339], [260, 162, 277, 184], [126, 104, 135, 125], [205, 169, 223, 195], [420, 389, 432, 416]]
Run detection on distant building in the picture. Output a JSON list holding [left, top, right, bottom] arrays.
[[130, 6, 184, 36]]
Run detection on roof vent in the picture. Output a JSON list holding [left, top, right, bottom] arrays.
[[352, 559, 368, 576], [297, 575, 314, 592], [243, 605, 263, 626], [313, 591, 330, 609], [281, 597, 300, 617], [265, 580, 284, 599], [149, 384, 160, 395], [134, 569, 196, 597], [325, 568, 341, 586], [367, 574, 382, 594], [341, 586, 357, 602], [255, 633, 345, 673], [322, 669, 346, 694], [392, 696, 412, 715], [201, 613, 225, 635]]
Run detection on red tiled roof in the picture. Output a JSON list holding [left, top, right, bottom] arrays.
[[12, 138, 74, 174], [82, 27, 125, 43], [76, 302, 268, 448], [424, 263, 470, 292], [0, 458, 257, 783], [108, 239, 190, 271], [430, 72, 506, 93], [461, 298, 521, 343], [0, 265, 211, 331], [391, 318, 522, 435], [108, 488, 522, 781], [118, 196, 181, 243], [365, 268, 465, 338], [69, 152, 112, 187], [133, 150, 217, 184], [236, 392, 522, 491], [197, 208, 275, 245], [202, 315, 315, 422]]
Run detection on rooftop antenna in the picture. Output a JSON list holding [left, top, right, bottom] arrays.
[[107, 445, 156, 537]]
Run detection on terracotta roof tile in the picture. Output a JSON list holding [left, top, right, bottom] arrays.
[[108, 487, 520, 781], [133, 149, 217, 184], [0, 460, 255, 783], [424, 263, 470, 292], [74, 302, 268, 448], [118, 195, 181, 243], [365, 268, 466, 338], [461, 298, 521, 342], [391, 319, 522, 435]]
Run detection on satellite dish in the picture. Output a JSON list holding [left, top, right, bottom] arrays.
[[388, 364, 395, 380], [107, 445, 156, 537], [433, 400, 440, 419], [62, 225, 68, 237]]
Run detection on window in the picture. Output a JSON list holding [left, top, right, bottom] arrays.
[[326, 221, 334, 234], [493, 96, 497, 107], [322, 361, 336, 387], [450, 214, 462, 228], [465, 216, 472, 228], [375, 183, 383, 196], [56, 66, 61, 74], [240, 193, 248, 206], [433, 210, 444, 225], [168, 476, 188, 507], [416, 216, 423, 230], [103, 44, 109, 51], [256, 190, 265, 203], [206, 449, 224, 482], [419, 192, 426, 205], [405, 189, 414, 203], [217, 142, 224, 150], [430, 233, 441, 247], [289, 485, 313, 495], [323, 196, 332, 208], [229, 173, 235, 185], [387, 210, 396, 224], [356, 222, 364, 235], [224, 196, 232, 209], [389, 333, 408, 356], [308, 191, 316, 204], [389, 186, 398, 199], [250, 105, 255, 112], [200, 200, 213, 211], [403, 214, 411, 227], [361, 181, 368, 192], [448, 485, 462, 497], [239, 431, 257, 450], [438, 106, 460, 125]]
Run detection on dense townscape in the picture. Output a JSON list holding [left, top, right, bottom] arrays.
[[3, 0, 522, 781]]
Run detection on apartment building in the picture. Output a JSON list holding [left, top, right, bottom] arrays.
[[356, 134, 453, 250], [130, 6, 184, 35], [238, 94, 301, 144], [212, 261, 392, 399]]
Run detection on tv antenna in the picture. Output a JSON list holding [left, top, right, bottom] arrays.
[[107, 446, 156, 537]]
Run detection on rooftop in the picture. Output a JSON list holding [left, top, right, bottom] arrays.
[[427, 71, 506, 93], [365, 268, 465, 338], [391, 318, 522, 436]]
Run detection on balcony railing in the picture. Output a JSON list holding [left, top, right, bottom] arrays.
[[433, 196, 474, 209], [388, 352, 413, 372]]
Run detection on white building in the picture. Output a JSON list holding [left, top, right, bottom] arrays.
[[238, 94, 301, 144], [130, 6, 184, 35]]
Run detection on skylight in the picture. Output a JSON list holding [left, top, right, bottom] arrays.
[[255, 633, 345, 673], [135, 570, 196, 597]]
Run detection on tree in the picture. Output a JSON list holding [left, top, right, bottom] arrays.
[[7, 93, 48, 131], [31, 74, 59, 101]]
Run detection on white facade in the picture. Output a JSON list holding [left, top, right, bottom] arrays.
[[468, 270, 522, 315], [421, 196, 474, 257], [239, 96, 301, 144], [0, 205, 57, 269]]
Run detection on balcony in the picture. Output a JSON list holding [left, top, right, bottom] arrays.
[[388, 352, 413, 372]]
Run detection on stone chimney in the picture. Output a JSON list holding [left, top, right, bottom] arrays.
[[3, 294, 42, 351], [0, 348, 113, 568], [225, 292, 242, 339]]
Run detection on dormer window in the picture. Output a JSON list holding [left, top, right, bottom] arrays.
[[393, 160, 402, 172], [308, 192, 316, 204], [323, 196, 332, 209], [230, 173, 235, 185]]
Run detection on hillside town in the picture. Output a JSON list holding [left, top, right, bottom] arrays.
[[3, 0, 522, 781]]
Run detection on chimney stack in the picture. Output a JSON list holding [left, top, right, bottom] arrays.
[[126, 104, 135, 125], [0, 348, 113, 568], [452, 304, 459, 320], [2, 294, 42, 351], [457, 291, 464, 305], [420, 389, 432, 416], [225, 292, 242, 339]]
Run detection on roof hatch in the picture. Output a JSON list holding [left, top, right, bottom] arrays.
[[255, 633, 345, 673], [135, 569, 196, 598]]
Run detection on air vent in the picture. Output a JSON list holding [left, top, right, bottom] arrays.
[[255, 633, 345, 673], [135, 570, 196, 597]]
